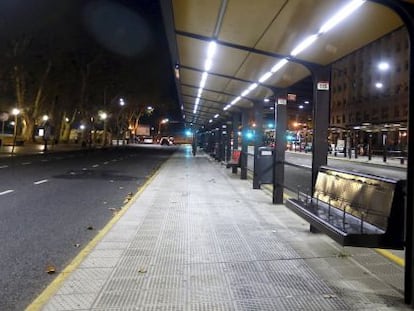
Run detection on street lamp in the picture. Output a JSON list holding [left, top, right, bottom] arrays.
[[99, 111, 108, 146], [158, 118, 169, 135], [11, 108, 20, 154], [42, 115, 50, 151]]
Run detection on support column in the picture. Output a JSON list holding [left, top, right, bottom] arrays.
[[273, 96, 287, 204], [218, 125, 224, 162], [232, 113, 240, 174], [241, 109, 249, 180], [382, 1, 414, 305], [311, 66, 330, 194], [253, 101, 264, 189], [225, 122, 231, 162]]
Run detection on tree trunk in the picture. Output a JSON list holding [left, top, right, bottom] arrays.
[[21, 116, 35, 142]]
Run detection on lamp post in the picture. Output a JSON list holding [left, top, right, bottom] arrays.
[[42, 115, 49, 151], [117, 98, 126, 145], [99, 111, 108, 146], [11, 108, 20, 154], [158, 118, 169, 135]]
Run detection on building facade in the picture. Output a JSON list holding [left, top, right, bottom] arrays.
[[330, 26, 409, 153]]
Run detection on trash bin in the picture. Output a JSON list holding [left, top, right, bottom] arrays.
[[256, 146, 273, 185]]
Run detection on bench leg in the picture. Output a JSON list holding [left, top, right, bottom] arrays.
[[309, 224, 321, 234]]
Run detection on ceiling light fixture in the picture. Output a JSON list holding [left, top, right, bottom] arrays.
[[194, 41, 217, 115], [318, 0, 366, 34], [290, 34, 319, 56], [222, 0, 366, 113]]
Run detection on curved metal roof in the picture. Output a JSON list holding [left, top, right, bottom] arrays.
[[162, 0, 405, 127]]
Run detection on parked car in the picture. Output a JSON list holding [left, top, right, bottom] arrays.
[[142, 136, 154, 144], [304, 143, 312, 152], [159, 136, 174, 145]]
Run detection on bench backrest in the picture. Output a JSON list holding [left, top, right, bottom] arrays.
[[314, 166, 404, 231], [232, 150, 241, 163]]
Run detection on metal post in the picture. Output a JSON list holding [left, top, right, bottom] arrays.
[[241, 109, 249, 180], [253, 101, 264, 189], [218, 125, 225, 162], [311, 66, 330, 194], [232, 113, 240, 174], [225, 122, 231, 162], [369, 0, 414, 304], [273, 97, 287, 204]]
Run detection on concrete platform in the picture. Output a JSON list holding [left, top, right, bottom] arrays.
[[29, 146, 408, 310]]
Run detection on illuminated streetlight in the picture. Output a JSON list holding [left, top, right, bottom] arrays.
[[11, 108, 20, 154], [378, 62, 390, 71], [42, 115, 50, 152], [158, 118, 169, 135], [80, 124, 86, 130], [99, 112, 108, 146], [375, 82, 384, 89]]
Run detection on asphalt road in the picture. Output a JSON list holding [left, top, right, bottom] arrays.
[[0, 145, 177, 311]]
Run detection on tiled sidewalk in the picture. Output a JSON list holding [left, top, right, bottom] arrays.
[[37, 146, 408, 310]]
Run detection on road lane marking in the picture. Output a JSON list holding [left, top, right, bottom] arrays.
[[92, 164, 99, 168], [21, 162, 32, 165], [0, 165, 8, 169], [26, 162, 164, 311], [103, 161, 109, 165], [0, 190, 14, 196], [34, 179, 48, 185]]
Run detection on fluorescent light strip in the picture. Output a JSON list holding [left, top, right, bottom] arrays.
[[271, 59, 288, 73], [248, 83, 258, 91], [259, 71, 273, 83], [204, 58, 212, 71], [231, 96, 241, 105], [207, 41, 217, 59], [214, 114, 219, 118], [319, 0, 366, 34], [290, 34, 318, 56], [222, 0, 365, 113]]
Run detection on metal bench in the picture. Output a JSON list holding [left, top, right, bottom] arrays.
[[285, 166, 406, 249]]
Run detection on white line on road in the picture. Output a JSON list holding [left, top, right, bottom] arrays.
[[34, 179, 48, 185], [21, 162, 32, 165], [0, 190, 14, 196], [103, 161, 109, 165], [92, 164, 99, 168], [0, 165, 8, 169]]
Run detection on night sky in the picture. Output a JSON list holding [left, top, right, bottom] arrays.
[[0, 0, 181, 123]]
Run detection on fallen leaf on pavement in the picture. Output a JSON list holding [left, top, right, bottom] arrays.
[[46, 265, 56, 274]]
